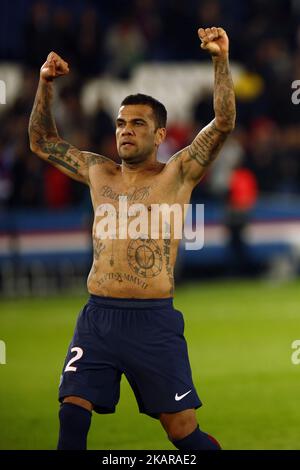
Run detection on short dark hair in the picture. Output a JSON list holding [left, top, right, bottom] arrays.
[[120, 93, 167, 129]]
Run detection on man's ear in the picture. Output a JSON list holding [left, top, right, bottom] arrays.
[[155, 128, 167, 146]]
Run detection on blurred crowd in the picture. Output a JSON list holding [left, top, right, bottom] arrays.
[[0, 0, 299, 209]]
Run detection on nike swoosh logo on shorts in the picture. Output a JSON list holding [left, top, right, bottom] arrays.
[[175, 390, 192, 401]]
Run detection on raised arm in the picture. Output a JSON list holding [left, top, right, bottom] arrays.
[[29, 52, 107, 185], [169, 27, 236, 186]]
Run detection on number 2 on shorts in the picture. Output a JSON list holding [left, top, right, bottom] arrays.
[[65, 347, 83, 372]]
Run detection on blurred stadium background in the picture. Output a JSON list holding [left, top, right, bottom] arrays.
[[0, 0, 300, 450]]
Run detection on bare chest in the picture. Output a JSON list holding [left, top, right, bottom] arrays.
[[90, 173, 179, 210]]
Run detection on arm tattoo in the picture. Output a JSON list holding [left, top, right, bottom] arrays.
[[37, 139, 70, 156], [184, 57, 235, 175], [29, 79, 58, 145], [188, 120, 227, 167], [28, 80, 85, 176], [29, 78, 113, 182], [41, 138, 82, 175], [46, 148, 109, 176], [169, 57, 235, 181], [28, 79, 110, 179], [48, 155, 78, 173], [87, 154, 111, 168], [213, 55, 236, 132]]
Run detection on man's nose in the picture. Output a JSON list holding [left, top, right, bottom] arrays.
[[122, 124, 134, 135]]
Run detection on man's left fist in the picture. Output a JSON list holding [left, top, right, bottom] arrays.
[[198, 27, 229, 57]]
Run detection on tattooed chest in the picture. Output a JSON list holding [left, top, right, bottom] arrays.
[[92, 184, 153, 204]]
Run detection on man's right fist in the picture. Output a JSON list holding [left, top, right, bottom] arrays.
[[40, 52, 69, 82]]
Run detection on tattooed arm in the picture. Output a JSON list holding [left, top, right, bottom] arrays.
[[29, 51, 110, 185], [169, 28, 236, 186]]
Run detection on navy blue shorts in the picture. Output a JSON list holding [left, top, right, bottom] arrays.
[[58, 295, 202, 418]]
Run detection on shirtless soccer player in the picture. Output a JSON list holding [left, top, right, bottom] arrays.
[[29, 27, 235, 450]]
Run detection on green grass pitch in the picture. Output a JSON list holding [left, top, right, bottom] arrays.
[[0, 279, 300, 450]]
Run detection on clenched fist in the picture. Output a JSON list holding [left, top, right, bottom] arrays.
[[40, 51, 69, 82], [198, 27, 229, 57]]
